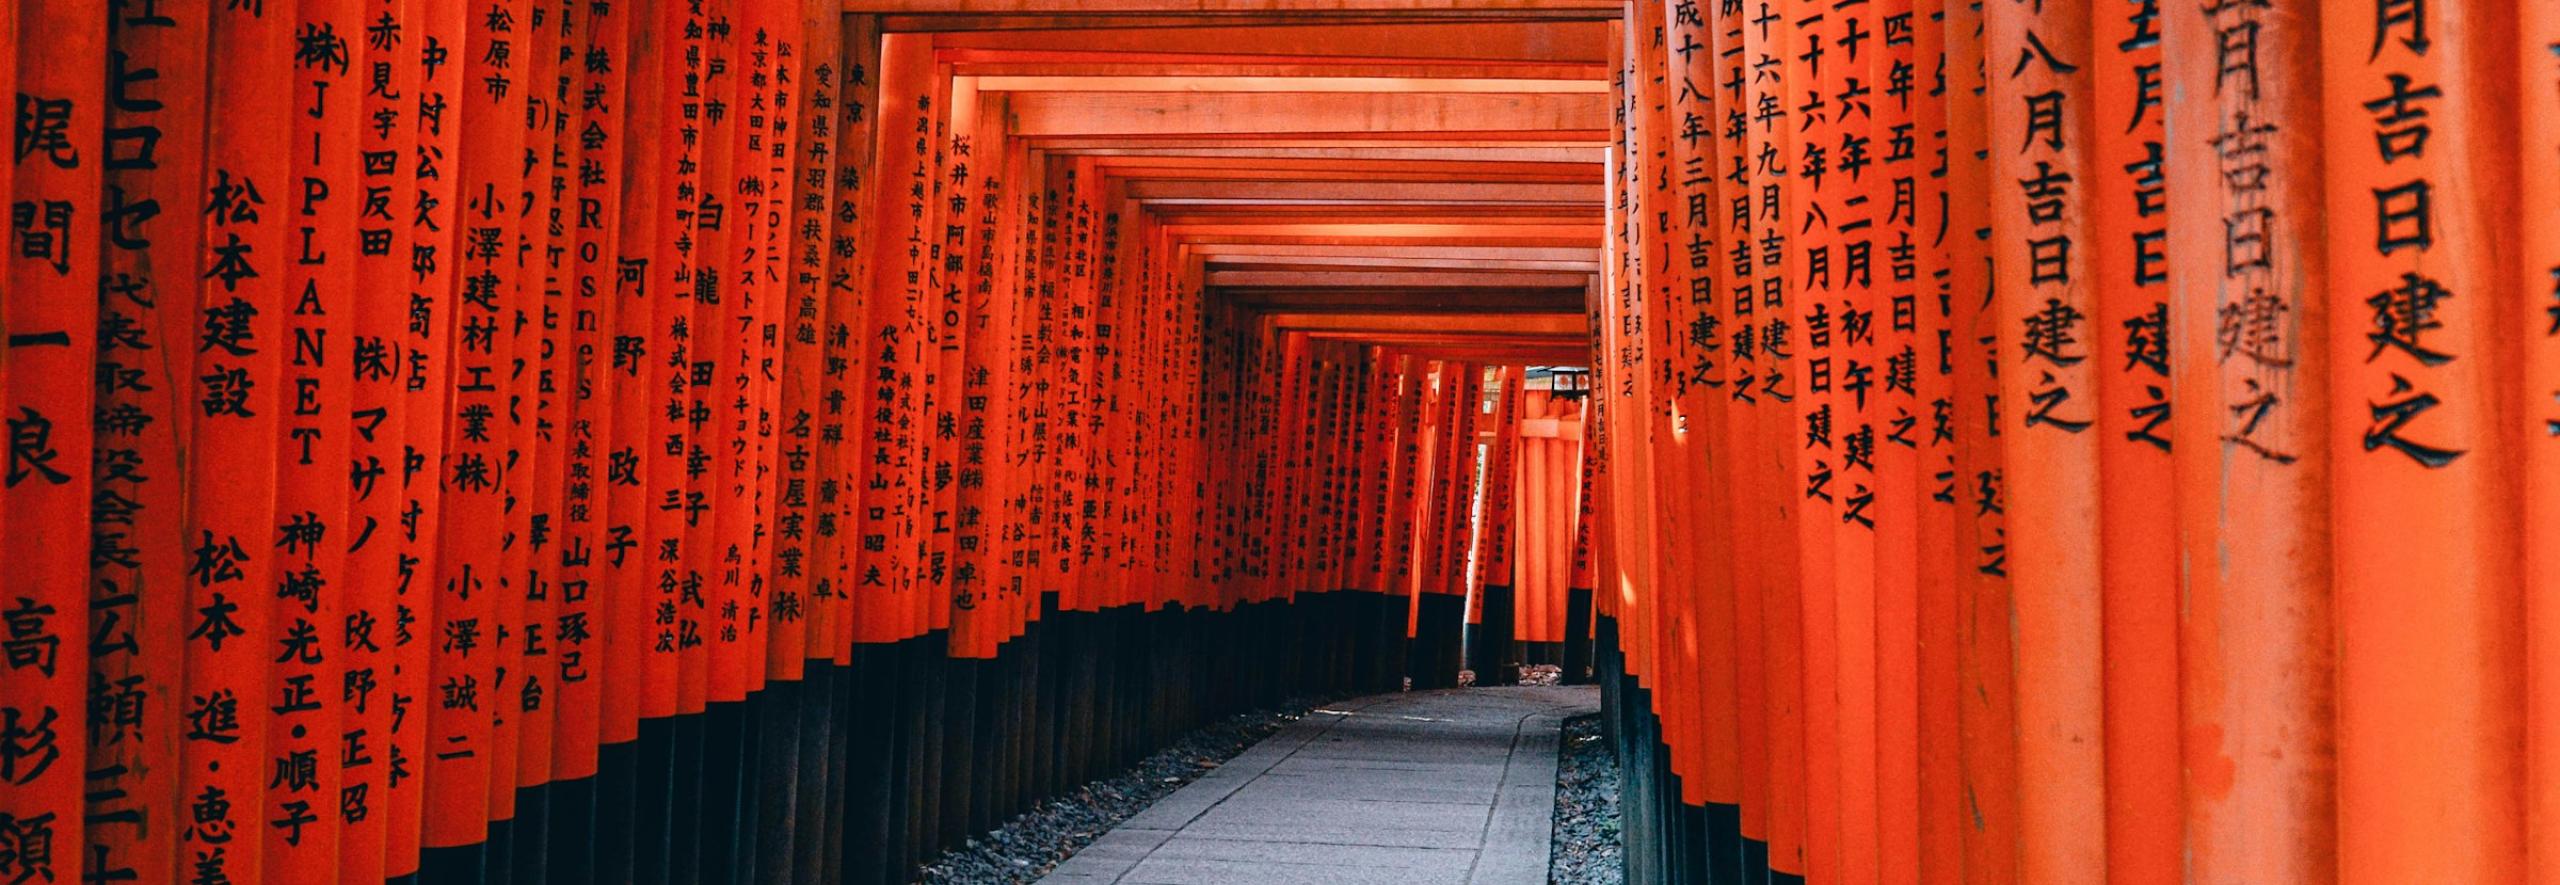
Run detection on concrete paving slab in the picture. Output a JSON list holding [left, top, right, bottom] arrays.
[[1035, 685, 1599, 885], [1119, 855, 1471, 885], [1241, 772, 1496, 805], [1145, 835, 1481, 871]]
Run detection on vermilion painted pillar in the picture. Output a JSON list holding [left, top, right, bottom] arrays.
[[1818, 0, 1882, 877], [1436, 364, 1480, 598], [948, 80, 1005, 661], [2083, 1, 2181, 876], [425, 0, 531, 854], [1047, 155, 1091, 616], [1940, 3, 2016, 881], [0, 0, 13, 570], [180, 7, 296, 883], [342, 0, 421, 879], [918, 64, 970, 651], [2525, 0, 2560, 875], [602, 0, 669, 782], [1906, 2, 1963, 881], [1871, 1, 1925, 879], [770, 0, 841, 686], [1521, 389, 1557, 653], [1403, 357, 1441, 636], [1706, 0, 1769, 864], [1566, 438, 1596, 664], [2163, 1, 2337, 881], [1983, 2, 2108, 879], [1308, 345, 1350, 603], [86, 5, 206, 885], [389, 1, 466, 875], [1387, 356, 1427, 617], [632, 27, 707, 876], [699, 0, 783, 701], [1663, 0, 1746, 833], [556, 0, 633, 794], [753, 0, 807, 692], [0, 7, 86, 885], [1357, 349, 1398, 605], [1598, 21, 1630, 707], [484, 1, 562, 834], [1781, 0, 1842, 878], [1473, 366, 1523, 685], [502, 1, 570, 827], [1090, 194, 1135, 613], [1623, 0, 1679, 814], [680, 0, 739, 720], [823, 13, 881, 671], [2322, 0, 2527, 881], [1742, 3, 1806, 876], [508, 1, 573, 827], [1026, 151, 1068, 616], [857, 32, 934, 646], [816, 22, 880, 885], [268, 0, 365, 874]]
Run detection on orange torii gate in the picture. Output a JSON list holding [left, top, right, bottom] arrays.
[[0, 3, 2551, 885], [1597, 0, 2555, 883], [0, 5, 1606, 885]]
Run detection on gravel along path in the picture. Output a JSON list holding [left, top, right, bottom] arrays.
[[1550, 714, 1624, 884], [912, 697, 1336, 884]]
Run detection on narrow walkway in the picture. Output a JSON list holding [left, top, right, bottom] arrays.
[[1039, 685, 1601, 885]]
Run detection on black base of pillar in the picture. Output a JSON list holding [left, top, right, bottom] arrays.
[[484, 807, 515, 885], [592, 736, 637, 885], [1470, 585, 1518, 685], [510, 781, 552, 884], [633, 714, 677, 885], [1706, 803, 1744, 885], [1410, 593, 1466, 689], [698, 698, 750, 884], [670, 708, 708, 885], [548, 774, 598, 885], [753, 678, 804, 885], [1562, 587, 1594, 684], [419, 840, 488, 885], [937, 654, 980, 854], [844, 643, 899, 885], [1597, 610, 1773, 885]]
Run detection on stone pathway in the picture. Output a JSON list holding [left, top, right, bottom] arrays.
[[1037, 685, 1601, 885]]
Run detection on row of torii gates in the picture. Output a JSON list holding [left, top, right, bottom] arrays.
[[1, 0, 2559, 884]]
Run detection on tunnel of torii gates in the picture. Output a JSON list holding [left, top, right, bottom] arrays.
[[0, 0, 2555, 883]]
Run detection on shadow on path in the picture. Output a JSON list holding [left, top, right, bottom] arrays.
[[1038, 685, 1601, 885]]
